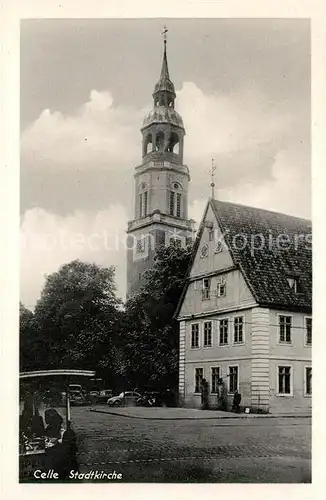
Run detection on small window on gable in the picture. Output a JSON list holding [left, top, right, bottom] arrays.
[[208, 229, 214, 242], [214, 241, 223, 254]]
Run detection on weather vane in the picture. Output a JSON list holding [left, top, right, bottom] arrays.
[[211, 158, 216, 199], [162, 25, 168, 44]]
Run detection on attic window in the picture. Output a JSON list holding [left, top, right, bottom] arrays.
[[214, 241, 223, 254], [287, 277, 302, 294], [205, 220, 213, 227]]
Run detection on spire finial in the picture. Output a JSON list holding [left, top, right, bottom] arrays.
[[159, 25, 170, 80], [211, 158, 216, 199], [162, 25, 168, 44]]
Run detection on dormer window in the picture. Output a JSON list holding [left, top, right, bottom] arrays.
[[287, 277, 302, 294]]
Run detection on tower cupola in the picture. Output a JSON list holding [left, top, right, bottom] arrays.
[[141, 36, 185, 164]]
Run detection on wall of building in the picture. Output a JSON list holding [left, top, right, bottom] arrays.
[[269, 359, 312, 414], [189, 205, 234, 277], [184, 358, 252, 409], [134, 168, 189, 218], [179, 269, 255, 318], [182, 309, 253, 408], [268, 309, 312, 413], [126, 222, 193, 295]]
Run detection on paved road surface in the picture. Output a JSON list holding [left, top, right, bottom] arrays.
[[71, 406, 311, 483]]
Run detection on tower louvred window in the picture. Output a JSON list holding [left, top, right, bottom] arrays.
[[169, 191, 175, 215]]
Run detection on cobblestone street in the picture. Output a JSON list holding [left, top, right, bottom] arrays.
[[72, 406, 311, 483]]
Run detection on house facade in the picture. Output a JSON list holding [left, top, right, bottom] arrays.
[[176, 199, 312, 414]]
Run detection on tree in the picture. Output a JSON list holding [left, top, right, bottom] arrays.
[[33, 260, 122, 377], [20, 302, 35, 370], [122, 242, 193, 391]]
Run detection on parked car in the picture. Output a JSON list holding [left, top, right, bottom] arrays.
[[88, 390, 100, 404], [97, 389, 113, 404], [107, 391, 141, 407], [70, 390, 86, 406]]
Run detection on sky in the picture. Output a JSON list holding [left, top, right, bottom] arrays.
[[20, 18, 311, 310]]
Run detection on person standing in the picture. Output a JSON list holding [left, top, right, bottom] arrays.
[[201, 378, 209, 410], [220, 380, 228, 411], [232, 390, 241, 413]]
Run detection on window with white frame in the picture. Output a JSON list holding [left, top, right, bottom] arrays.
[[195, 368, 203, 393], [191, 324, 200, 348], [279, 315, 292, 343], [208, 229, 215, 242], [305, 367, 312, 395], [217, 279, 226, 297], [203, 321, 212, 347], [229, 366, 238, 393], [202, 278, 211, 300], [305, 317, 312, 346], [219, 319, 229, 345], [211, 367, 220, 393], [234, 316, 244, 344], [278, 366, 292, 394]]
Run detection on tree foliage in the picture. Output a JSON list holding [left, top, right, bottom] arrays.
[[121, 242, 193, 390], [31, 260, 122, 377], [20, 244, 193, 392]]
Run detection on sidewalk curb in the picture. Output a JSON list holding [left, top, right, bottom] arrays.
[[89, 408, 311, 421]]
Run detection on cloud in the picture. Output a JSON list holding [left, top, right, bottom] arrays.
[[20, 205, 128, 309], [21, 90, 142, 172], [21, 82, 309, 216], [20, 82, 310, 308]]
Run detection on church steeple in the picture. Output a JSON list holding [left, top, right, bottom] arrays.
[[126, 30, 194, 296], [141, 32, 185, 164], [160, 39, 170, 79], [152, 37, 176, 108]]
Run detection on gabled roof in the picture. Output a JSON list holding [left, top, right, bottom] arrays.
[[176, 199, 312, 317]]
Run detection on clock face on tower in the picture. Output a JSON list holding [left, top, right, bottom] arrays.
[[200, 244, 209, 259]]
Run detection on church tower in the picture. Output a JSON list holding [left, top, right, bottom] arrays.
[[126, 35, 195, 295]]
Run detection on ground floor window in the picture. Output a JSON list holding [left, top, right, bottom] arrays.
[[195, 368, 203, 393], [278, 366, 292, 394], [305, 367, 312, 395], [211, 367, 220, 393], [229, 366, 238, 393]]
